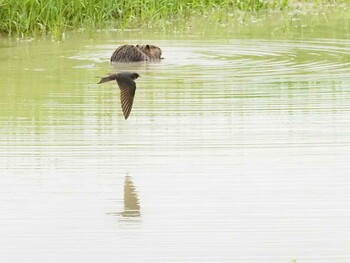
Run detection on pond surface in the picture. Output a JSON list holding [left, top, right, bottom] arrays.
[[1, 16, 350, 263]]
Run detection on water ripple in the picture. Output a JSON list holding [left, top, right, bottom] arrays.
[[2, 34, 350, 263]]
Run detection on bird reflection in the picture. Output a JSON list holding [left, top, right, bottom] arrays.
[[121, 175, 141, 218]]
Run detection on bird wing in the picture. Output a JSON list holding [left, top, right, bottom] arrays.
[[98, 74, 117, 84], [116, 77, 137, 120]]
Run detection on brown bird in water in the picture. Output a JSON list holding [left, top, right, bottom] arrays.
[[98, 72, 140, 120]]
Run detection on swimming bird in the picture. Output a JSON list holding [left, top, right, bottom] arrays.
[[98, 72, 140, 120]]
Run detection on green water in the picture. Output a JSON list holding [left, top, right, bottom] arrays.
[[1, 15, 350, 262]]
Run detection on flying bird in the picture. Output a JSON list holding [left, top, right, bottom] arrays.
[[98, 72, 140, 120]]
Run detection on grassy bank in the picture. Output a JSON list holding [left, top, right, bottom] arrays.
[[0, 0, 349, 39]]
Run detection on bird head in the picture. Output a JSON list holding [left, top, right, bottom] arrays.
[[130, 73, 140, 80]]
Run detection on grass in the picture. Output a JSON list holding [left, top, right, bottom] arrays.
[[0, 0, 349, 40]]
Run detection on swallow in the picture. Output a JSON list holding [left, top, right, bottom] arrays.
[[98, 72, 140, 120]]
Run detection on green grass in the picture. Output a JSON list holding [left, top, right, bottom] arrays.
[[0, 0, 349, 39]]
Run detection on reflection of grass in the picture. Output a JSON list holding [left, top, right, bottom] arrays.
[[0, 0, 346, 40]]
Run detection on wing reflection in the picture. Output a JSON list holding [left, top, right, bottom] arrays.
[[121, 175, 141, 217]]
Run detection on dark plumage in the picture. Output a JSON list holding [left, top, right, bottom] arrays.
[[110, 44, 162, 62], [98, 72, 140, 120]]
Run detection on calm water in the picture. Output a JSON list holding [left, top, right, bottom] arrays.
[[1, 18, 350, 262]]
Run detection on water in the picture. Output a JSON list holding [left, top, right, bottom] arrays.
[[1, 18, 350, 262]]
